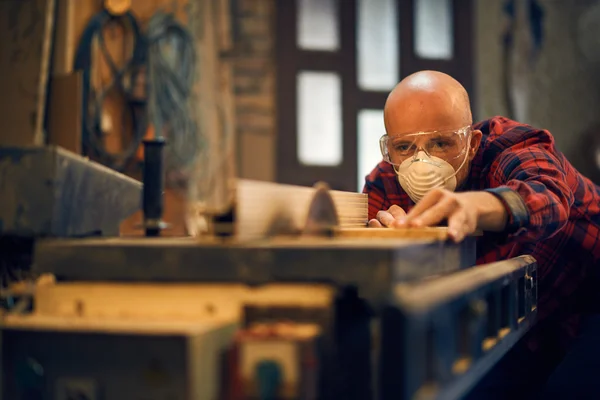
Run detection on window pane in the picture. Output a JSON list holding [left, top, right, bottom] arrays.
[[357, 109, 385, 191], [297, 71, 343, 166], [357, 0, 399, 91], [414, 0, 453, 60], [297, 0, 339, 51]]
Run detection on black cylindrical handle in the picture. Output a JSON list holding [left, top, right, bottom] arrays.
[[142, 138, 166, 236]]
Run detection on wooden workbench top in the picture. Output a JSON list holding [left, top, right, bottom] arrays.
[[334, 227, 483, 241]]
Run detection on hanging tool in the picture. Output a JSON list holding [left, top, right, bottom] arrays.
[[104, 0, 131, 16], [73, 5, 147, 171], [141, 137, 168, 236]]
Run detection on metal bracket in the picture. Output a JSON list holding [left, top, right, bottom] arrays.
[[380, 255, 538, 400]]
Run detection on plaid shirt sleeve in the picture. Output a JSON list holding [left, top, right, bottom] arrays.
[[363, 164, 390, 220], [482, 119, 574, 241], [362, 161, 414, 220]]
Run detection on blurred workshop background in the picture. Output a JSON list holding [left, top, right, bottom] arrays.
[[1, 0, 599, 232], [0, 1, 576, 399]]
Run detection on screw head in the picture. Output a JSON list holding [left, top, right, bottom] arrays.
[[469, 299, 487, 316], [525, 275, 534, 290]]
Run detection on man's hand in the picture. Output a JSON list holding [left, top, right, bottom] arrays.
[[398, 189, 509, 242], [368, 205, 407, 227]]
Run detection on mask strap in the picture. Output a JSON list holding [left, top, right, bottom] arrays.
[[441, 143, 470, 184]]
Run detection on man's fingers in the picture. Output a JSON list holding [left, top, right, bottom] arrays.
[[405, 189, 445, 221], [447, 212, 468, 242], [376, 210, 395, 227], [368, 218, 383, 227], [388, 204, 407, 219], [447, 208, 479, 242], [410, 196, 457, 227]]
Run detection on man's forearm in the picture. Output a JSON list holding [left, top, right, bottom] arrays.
[[468, 191, 509, 232]]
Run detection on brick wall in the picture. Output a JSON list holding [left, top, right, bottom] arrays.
[[232, 0, 277, 181]]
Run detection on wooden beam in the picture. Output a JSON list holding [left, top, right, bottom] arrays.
[[336, 227, 484, 240], [187, 0, 237, 216]]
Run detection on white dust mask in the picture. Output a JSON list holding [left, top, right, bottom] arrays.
[[395, 150, 466, 203]]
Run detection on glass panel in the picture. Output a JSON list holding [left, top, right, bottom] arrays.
[[357, 0, 399, 91], [297, 0, 339, 51], [297, 71, 343, 166], [357, 109, 385, 191], [414, 0, 454, 60]]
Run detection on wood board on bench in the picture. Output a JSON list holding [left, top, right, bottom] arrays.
[[187, 179, 484, 242], [335, 227, 484, 240]]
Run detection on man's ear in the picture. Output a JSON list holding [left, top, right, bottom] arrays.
[[469, 129, 482, 159]]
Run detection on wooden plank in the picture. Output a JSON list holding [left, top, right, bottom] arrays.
[[52, 0, 76, 75], [2, 314, 237, 336], [32, 236, 477, 301], [336, 227, 484, 240], [187, 180, 486, 243], [188, 319, 240, 399], [47, 72, 82, 153], [33, 282, 335, 321], [338, 227, 448, 240], [0, 0, 56, 146], [186, 0, 236, 217], [36, 0, 56, 146], [216, 0, 234, 51]]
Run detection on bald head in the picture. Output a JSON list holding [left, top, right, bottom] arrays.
[[382, 71, 481, 189], [384, 71, 472, 135]]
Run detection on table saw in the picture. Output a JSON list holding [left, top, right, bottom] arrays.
[[0, 147, 537, 400]]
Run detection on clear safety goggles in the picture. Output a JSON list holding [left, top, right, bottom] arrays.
[[379, 125, 472, 166]]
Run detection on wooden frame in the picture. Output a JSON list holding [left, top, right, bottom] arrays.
[[276, 0, 359, 191]]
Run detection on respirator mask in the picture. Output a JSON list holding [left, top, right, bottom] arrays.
[[379, 126, 472, 203]]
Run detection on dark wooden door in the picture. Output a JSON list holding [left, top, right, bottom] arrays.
[[276, 0, 474, 192]]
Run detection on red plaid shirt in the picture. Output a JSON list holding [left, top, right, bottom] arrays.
[[363, 116, 600, 350]]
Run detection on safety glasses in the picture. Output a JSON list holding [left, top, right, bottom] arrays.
[[379, 125, 472, 166]]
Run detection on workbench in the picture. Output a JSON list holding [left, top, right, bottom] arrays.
[[32, 235, 476, 305], [0, 235, 537, 400]]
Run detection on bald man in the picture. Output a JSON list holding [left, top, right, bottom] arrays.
[[364, 71, 600, 398]]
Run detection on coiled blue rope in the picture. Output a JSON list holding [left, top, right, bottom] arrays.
[[74, 9, 198, 172], [146, 11, 198, 171]]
